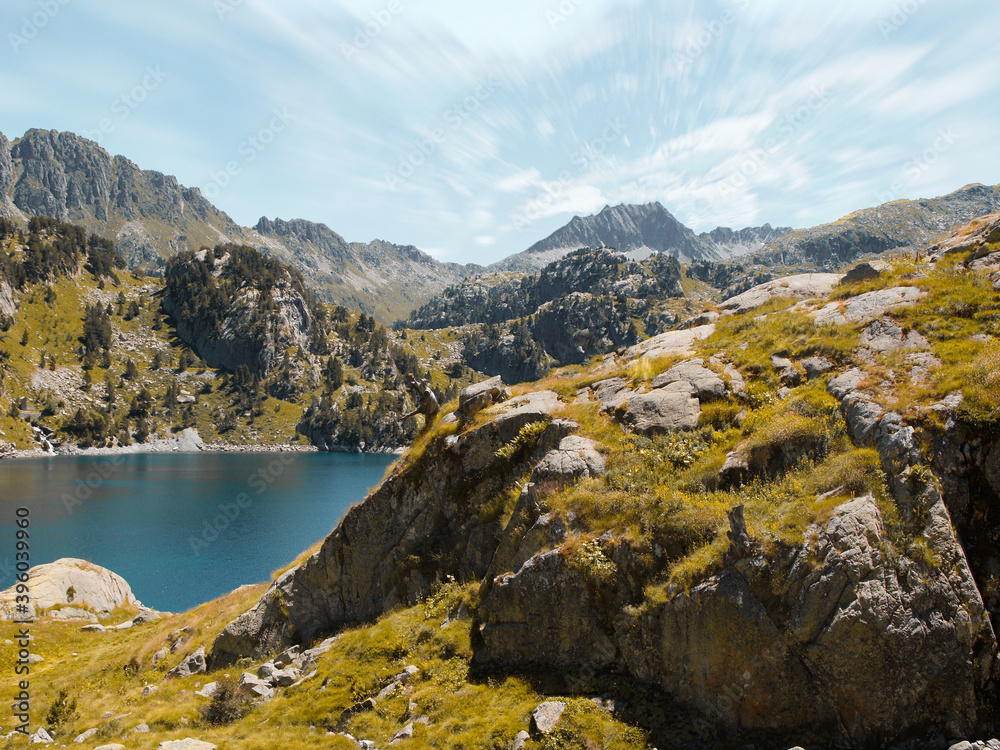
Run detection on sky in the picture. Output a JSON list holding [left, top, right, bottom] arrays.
[[3, 0, 1000, 265]]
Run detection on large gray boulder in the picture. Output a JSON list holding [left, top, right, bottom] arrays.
[[0, 558, 139, 620], [650, 359, 726, 401], [720, 273, 843, 315], [618, 390, 700, 434]]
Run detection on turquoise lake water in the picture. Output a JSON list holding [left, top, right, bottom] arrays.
[[0, 451, 395, 613]]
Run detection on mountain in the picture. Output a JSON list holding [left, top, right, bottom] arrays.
[[0, 128, 477, 323], [493, 202, 720, 272], [698, 222, 792, 256], [756, 183, 1000, 268]]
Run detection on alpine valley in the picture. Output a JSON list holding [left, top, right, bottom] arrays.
[[2, 127, 1000, 750]]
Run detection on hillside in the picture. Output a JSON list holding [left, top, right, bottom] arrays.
[[0, 217, 478, 455], [4, 211, 1000, 749], [755, 182, 1000, 268], [0, 129, 476, 324], [402, 247, 694, 383]]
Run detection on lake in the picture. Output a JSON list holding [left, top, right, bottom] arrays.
[[0, 451, 395, 613]]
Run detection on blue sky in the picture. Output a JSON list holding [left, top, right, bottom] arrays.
[[3, 0, 999, 265]]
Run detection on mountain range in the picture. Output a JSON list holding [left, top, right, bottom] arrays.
[[3, 127, 1000, 324]]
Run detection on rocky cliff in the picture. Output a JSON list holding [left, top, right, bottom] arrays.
[[210, 217, 1000, 746]]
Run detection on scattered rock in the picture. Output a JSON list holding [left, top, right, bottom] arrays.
[[511, 730, 531, 750], [720, 273, 843, 315], [80, 624, 106, 633], [531, 435, 605, 485], [28, 727, 53, 744], [622, 324, 716, 361], [132, 723, 150, 733], [73, 727, 99, 743], [650, 359, 726, 401], [531, 701, 566, 735], [827, 367, 865, 399], [459, 376, 507, 418], [141, 684, 159, 697], [93, 745, 126, 750], [858, 317, 929, 353], [841, 260, 892, 284], [166, 646, 207, 679], [157, 741, 217, 750], [195, 682, 218, 698], [813, 286, 926, 326], [390, 723, 415, 744], [132, 609, 161, 625], [801, 356, 834, 378], [617, 390, 700, 434]]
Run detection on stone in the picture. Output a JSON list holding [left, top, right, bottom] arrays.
[[531, 435, 605, 485], [270, 667, 299, 687], [618, 390, 700, 434], [93, 745, 126, 750], [166, 646, 207, 678], [477, 550, 617, 674], [592, 378, 634, 410], [801, 356, 833, 378], [48, 606, 98, 622], [718, 451, 749, 487], [132, 723, 150, 733], [840, 260, 892, 284], [842, 394, 885, 446], [29, 727, 53, 744], [273, 646, 301, 668], [459, 376, 506, 418], [132, 609, 161, 625], [720, 273, 843, 315], [157, 741, 218, 750], [813, 286, 926, 326], [511, 730, 530, 750], [195, 682, 218, 698], [141, 684, 159, 697], [0, 558, 139, 621], [623, 324, 716, 361], [859, 317, 929, 353], [73, 727, 99, 743], [257, 661, 278, 679], [531, 701, 567, 735], [948, 742, 973, 750], [650, 360, 726, 401], [390, 723, 415, 743], [81, 624, 106, 633], [828, 367, 865, 399]]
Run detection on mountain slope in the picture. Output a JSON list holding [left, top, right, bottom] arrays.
[[756, 183, 1000, 268], [0, 128, 476, 323]]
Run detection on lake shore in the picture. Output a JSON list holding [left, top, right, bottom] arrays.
[[0, 427, 406, 460]]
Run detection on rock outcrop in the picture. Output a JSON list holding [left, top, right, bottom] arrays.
[[0, 558, 140, 620]]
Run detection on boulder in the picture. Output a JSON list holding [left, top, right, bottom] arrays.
[[390, 723, 414, 743], [801, 356, 834, 379], [650, 360, 726, 401], [720, 273, 843, 315], [531, 701, 566, 735], [132, 609, 161, 625], [166, 646, 207, 679], [813, 286, 926, 326], [617, 390, 700, 434], [195, 682, 218, 698], [459, 376, 506, 418], [623, 324, 715, 361], [531, 435, 605, 485], [841, 260, 892, 284], [858, 317, 929, 353], [157, 741, 217, 750], [0, 558, 139, 620], [73, 727, 99, 743], [28, 728, 53, 744], [80, 624, 106, 633], [93, 745, 126, 750]]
